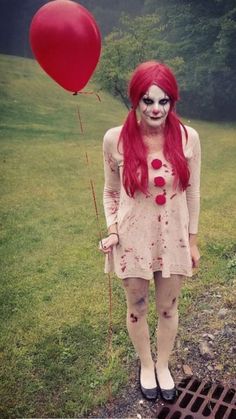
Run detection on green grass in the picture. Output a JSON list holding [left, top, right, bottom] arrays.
[[0, 54, 235, 417]]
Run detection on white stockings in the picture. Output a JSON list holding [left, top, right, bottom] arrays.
[[122, 272, 184, 390]]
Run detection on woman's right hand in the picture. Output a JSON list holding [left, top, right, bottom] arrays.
[[98, 233, 119, 254]]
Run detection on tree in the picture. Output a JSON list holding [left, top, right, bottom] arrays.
[[142, 0, 236, 120], [96, 0, 236, 120], [95, 14, 185, 109]]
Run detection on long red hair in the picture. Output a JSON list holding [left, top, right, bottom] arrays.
[[119, 61, 189, 197]]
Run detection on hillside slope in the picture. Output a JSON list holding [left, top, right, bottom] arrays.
[[0, 54, 235, 418]]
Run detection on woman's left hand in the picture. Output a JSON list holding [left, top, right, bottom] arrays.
[[190, 244, 200, 268]]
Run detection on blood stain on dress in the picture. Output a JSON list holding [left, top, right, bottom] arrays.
[[125, 248, 133, 253], [170, 193, 177, 199], [158, 215, 161, 222], [110, 201, 119, 214], [108, 191, 117, 197]]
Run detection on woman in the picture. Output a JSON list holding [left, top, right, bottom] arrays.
[[99, 61, 201, 402]]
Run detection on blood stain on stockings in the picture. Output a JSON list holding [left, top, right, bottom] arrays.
[[130, 313, 138, 323], [163, 311, 172, 319]]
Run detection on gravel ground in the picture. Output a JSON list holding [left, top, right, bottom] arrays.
[[89, 284, 236, 418]]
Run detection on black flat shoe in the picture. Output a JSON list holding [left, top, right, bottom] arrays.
[[139, 366, 159, 401], [159, 386, 178, 403]]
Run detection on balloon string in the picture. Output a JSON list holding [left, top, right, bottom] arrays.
[[73, 90, 101, 102], [76, 105, 84, 134], [80, 121, 113, 400], [107, 263, 113, 352], [85, 151, 113, 346], [76, 90, 102, 133], [107, 265, 113, 402], [85, 152, 103, 241], [85, 151, 113, 400]]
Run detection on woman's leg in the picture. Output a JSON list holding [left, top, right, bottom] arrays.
[[154, 272, 184, 390], [122, 277, 156, 389]]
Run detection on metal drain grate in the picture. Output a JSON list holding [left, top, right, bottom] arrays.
[[155, 377, 236, 419]]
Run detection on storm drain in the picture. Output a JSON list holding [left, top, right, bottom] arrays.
[[155, 377, 236, 419]]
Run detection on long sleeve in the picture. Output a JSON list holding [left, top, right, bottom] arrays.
[[103, 130, 121, 228], [186, 130, 201, 234]]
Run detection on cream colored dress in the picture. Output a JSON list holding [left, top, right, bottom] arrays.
[[103, 125, 201, 279]]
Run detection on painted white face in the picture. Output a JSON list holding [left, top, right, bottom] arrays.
[[138, 84, 171, 128]]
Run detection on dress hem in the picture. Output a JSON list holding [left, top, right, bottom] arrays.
[[104, 268, 192, 280]]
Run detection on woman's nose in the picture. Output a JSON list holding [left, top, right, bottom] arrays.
[[152, 105, 160, 115]]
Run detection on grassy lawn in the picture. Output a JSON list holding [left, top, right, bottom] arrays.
[[0, 54, 235, 417]]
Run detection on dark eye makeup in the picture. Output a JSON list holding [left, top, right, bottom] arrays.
[[142, 97, 154, 105], [159, 98, 170, 105], [142, 97, 170, 106]]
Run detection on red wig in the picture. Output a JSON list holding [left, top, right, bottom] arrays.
[[119, 61, 190, 197]]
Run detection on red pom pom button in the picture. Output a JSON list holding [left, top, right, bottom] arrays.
[[154, 176, 165, 187], [151, 159, 162, 169], [155, 194, 166, 205]]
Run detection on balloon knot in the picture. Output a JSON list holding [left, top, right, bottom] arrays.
[[73, 92, 78, 96]]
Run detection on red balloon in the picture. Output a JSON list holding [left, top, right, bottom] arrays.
[[29, 0, 101, 92]]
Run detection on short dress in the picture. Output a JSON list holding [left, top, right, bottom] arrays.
[[103, 125, 201, 280]]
